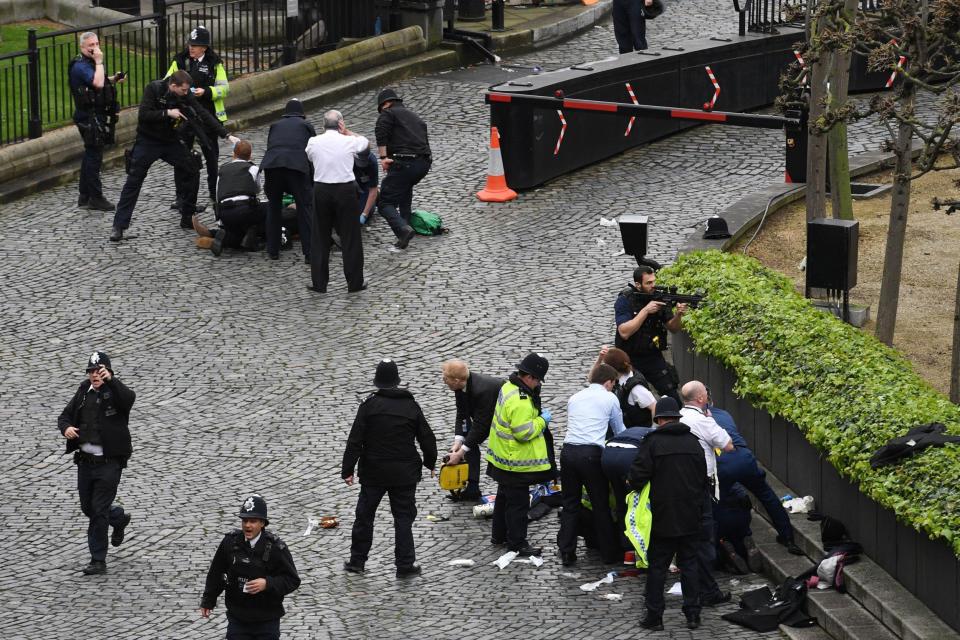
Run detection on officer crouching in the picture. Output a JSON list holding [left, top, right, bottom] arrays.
[[200, 495, 301, 639]]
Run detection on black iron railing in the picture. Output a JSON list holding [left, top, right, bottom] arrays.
[[736, 0, 886, 36], [0, 0, 379, 146]]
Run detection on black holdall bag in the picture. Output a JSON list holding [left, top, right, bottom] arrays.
[[643, 0, 665, 19]]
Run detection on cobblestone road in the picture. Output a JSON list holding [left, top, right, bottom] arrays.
[[2, 2, 920, 638]]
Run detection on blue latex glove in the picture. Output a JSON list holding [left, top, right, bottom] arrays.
[[359, 214, 367, 225], [541, 409, 552, 424]]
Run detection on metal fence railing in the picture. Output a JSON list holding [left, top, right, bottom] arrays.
[[0, 0, 380, 146], [734, 0, 886, 36]]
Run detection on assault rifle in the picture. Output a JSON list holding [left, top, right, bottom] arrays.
[[177, 104, 215, 155], [625, 285, 706, 310]]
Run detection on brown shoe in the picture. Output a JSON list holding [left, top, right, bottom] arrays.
[[192, 214, 213, 238]]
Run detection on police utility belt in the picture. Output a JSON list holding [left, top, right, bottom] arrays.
[[390, 153, 431, 160], [74, 451, 114, 464]]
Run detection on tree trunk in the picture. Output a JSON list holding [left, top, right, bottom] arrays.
[[827, 0, 859, 220], [951, 261, 960, 403], [875, 83, 915, 345], [806, 47, 829, 221]]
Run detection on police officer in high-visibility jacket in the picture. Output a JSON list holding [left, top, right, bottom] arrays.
[[449, 353, 555, 557], [165, 25, 229, 204]]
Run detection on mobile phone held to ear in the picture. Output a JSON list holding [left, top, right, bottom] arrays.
[[116, 71, 126, 80]]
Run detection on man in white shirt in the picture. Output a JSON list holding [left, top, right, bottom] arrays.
[[557, 363, 626, 566], [304, 110, 371, 293], [679, 379, 734, 607]]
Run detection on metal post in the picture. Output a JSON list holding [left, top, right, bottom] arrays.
[[784, 104, 808, 183], [389, 0, 401, 31], [154, 0, 168, 79], [283, 15, 297, 66], [252, 0, 260, 71], [492, 0, 505, 31], [27, 28, 42, 139]]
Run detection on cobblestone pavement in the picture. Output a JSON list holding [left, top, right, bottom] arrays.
[[2, 3, 925, 638]]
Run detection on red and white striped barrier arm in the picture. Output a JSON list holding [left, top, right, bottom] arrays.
[[704, 66, 720, 111], [554, 110, 567, 155], [624, 82, 638, 137]]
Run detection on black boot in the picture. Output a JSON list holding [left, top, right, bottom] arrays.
[[640, 613, 663, 631], [87, 195, 115, 212], [240, 226, 259, 251], [109, 226, 124, 242]]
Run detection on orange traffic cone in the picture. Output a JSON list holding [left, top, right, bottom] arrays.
[[476, 127, 517, 202]]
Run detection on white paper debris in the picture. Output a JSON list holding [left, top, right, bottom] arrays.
[[302, 517, 319, 536], [448, 559, 476, 567], [668, 581, 683, 596], [600, 593, 623, 601], [513, 556, 544, 567], [492, 551, 518, 570], [560, 572, 582, 579], [599, 216, 618, 227], [580, 571, 616, 592]]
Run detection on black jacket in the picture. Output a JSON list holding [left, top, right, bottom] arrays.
[[456, 372, 504, 444], [57, 377, 136, 461], [200, 529, 300, 623], [136, 79, 227, 144], [342, 388, 437, 486], [170, 47, 223, 118], [374, 105, 431, 156], [628, 421, 706, 537], [260, 114, 316, 174]]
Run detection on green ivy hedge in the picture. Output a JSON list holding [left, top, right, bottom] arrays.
[[660, 250, 960, 556]]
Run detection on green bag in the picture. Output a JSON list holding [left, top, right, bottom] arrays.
[[410, 209, 444, 236], [624, 482, 653, 568]]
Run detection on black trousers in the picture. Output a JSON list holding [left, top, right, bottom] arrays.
[[557, 444, 620, 562], [349, 484, 417, 567], [378, 156, 430, 237], [696, 485, 723, 598], [226, 615, 280, 640], [175, 129, 219, 202], [645, 534, 701, 617], [218, 200, 267, 249], [310, 182, 364, 291], [76, 124, 104, 199], [77, 458, 126, 562], [264, 167, 313, 258], [114, 138, 200, 229], [491, 483, 530, 551], [612, 0, 648, 53], [631, 350, 680, 405], [464, 444, 481, 495]]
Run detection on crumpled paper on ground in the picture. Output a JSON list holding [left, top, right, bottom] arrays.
[[492, 551, 519, 570], [599, 593, 623, 601], [668, 582, 683, 595], [302, 518, 320, 536], [580, 571, 616, 592], [560, 571, 582, 579], [783, 496, 815, 513], [447, 559, 476, 567], [513, 556, 544, 567], [599, 216, 618, 227]]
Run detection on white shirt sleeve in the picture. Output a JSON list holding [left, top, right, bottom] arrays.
[[350, 135, 371, 153], [703, 416, 732, 449], [629, 384, 656, 408]]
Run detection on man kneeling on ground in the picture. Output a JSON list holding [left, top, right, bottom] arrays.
[[210, 138, 268, 256]]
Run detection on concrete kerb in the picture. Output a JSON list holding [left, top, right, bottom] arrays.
[[0, 26, 429, 204], [488, 0, 613, 54]]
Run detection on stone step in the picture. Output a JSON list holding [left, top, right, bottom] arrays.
[[751, 468, 960, 640]]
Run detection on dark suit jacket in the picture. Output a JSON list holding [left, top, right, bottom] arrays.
[[260, 114, 316, 175]]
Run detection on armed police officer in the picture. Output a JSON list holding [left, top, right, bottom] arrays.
[[69, 31, 125, 212], [57, 351, 135, 576], [110, 70, 237, 242], [614, 265, 687, 404], [165, 25, 229, 206], [200, 495, 301, 639]]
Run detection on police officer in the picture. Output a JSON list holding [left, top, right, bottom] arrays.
[[354, 147, 379, 227], [260, 99, 315, 261], [341, 359, 437, 577], [200, 495, 301, 639], [613, 0, 654, 53], [614, 265, 687, 404], [57, 351, 135, 575], [165, 25, 230, 205], [210, 139, 268, 256], [68, 31, 124, 212], [110, 70, 237, 242], [374, 87, 431, 250]]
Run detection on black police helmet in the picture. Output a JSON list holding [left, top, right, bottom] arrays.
[[85, 351, 112, 373], [377, 88, 402, 113], [373, 358, 402, 389], [653, 396, 682, 420], [703, 215, 732, 240], [517, 352, 549, 380], [188, 25, 211, 47], [237, 494, 269, 525]]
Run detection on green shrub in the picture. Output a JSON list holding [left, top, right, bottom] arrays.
[[660, 250, 960, 555]]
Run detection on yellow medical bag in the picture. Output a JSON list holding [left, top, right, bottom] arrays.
[[438, 462, 470, 492]]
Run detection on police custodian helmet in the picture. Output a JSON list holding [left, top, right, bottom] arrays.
[[376, 88, 402, 113], [237, 494, 269, 525], [517, 352, 549, 380]]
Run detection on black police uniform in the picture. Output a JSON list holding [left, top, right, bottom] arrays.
[[57, 352, 135, 570], [615, 284, 681, 404], [341, 362, 437, 573], [374, 91, 431, 243], [215, 159, 268, 252], [112, 79, 228, 237], [169, 46, 226, 201], [201, 498, 300, 640], [68, 54, 119, 209], [260, 100, 316, 259]]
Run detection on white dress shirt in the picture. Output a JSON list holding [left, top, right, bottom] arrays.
[[563, 383, 626, 448], [305, 129, 370, 183], [618, 372, 656, 408], [679, 405, 732, 479]]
